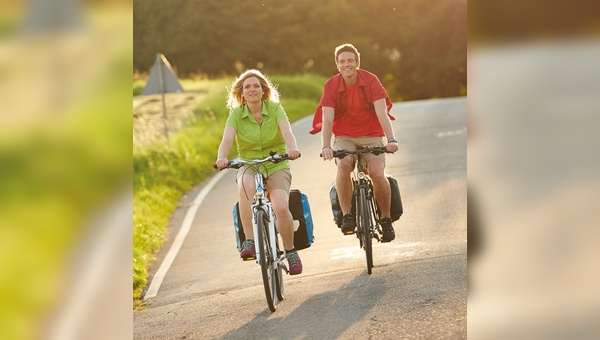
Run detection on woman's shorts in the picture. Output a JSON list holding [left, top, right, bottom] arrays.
[[237, 167, 292, 195]]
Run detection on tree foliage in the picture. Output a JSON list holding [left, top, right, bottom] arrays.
[[134, 0, 466, 101]]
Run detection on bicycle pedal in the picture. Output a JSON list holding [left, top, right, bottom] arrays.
[[241, 256, 256, 261], [279, 263, 289, 274]]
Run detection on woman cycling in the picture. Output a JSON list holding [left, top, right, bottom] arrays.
[[215, 69, 303, 275]]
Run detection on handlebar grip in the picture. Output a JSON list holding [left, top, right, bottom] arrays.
[[321, 149, 347, 158], [276, 153, 300, 161], [214, 160, 236, 170]]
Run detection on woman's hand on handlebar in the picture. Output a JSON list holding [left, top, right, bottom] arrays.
[[287, 148, 301, 160], [215, 157, 229, 169]]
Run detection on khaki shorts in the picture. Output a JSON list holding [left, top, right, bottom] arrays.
[[237, 167, 292, 195], [333, 136, 386, 166]]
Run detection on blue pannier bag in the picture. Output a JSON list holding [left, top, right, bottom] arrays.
[[232, 189, 314, 251], [288, 189, 315, 250]]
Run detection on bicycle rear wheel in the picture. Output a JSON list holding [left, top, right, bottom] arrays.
[[256, 210, 277, 312], [359, 188, 373, 274]]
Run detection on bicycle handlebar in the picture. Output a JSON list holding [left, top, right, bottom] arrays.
[[320, 146, 393, 159], [213, 152, 299, 170]]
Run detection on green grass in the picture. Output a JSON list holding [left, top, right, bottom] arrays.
[[272, 73, 325, 121], [132, 73, 326, 308]]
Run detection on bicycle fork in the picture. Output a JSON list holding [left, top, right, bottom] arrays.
[[356, 180, 381, 245], [252, 203, 290, 274]]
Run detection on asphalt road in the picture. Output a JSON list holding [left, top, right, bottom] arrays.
[[134, 97, 467, 340]]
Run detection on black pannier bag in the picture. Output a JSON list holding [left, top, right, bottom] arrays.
[[233, 189, 314, 251], [329, 182, 355, 227], [377, 175, 403, 221], [329, 174, 403, 226]]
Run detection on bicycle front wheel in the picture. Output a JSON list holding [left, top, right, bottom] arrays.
[[256, 209, 277, 312], [359, 188, 374, 274]]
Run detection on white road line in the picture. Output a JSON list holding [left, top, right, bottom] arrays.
[[330, 242, 423, 261], [143, 170, 227, 300], [438, 127, 466, 138]]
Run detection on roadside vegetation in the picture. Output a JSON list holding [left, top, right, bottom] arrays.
[[133, 73, 326, 308]]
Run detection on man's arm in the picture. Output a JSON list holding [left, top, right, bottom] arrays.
[[321, 106, 335, 160], [373, 98, 399, 152]]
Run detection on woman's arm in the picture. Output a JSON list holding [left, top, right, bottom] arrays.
[[216, 126, 236, 168], [278, 119, 301, 159]]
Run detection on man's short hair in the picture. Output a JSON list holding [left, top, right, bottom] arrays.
[[334, 43, 360, 64]]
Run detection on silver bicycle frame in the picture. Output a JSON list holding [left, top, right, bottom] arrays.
[[250, 171, 280, 267]]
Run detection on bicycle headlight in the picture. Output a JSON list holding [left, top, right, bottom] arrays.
[[358, 172, 366, 179], [255, 191, 264, 199]]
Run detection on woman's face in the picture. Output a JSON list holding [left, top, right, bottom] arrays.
[[242, 76, 263, 104]]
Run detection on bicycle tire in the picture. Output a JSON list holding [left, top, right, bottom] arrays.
[[256, 209, 276, 312], [359, 187, 374, 274]]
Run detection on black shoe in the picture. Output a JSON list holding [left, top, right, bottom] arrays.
[[341, 214, 356, 235], [380, 217, 395, 242]]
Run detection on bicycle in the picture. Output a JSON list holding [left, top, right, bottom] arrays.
[[214, 152, 296, 312], [323, 146, 393, 274]]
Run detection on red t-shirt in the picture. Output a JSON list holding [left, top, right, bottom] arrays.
[[310, 69, 394, 135]]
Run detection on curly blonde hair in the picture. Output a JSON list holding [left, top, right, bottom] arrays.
[[226, 69, 280, 109]]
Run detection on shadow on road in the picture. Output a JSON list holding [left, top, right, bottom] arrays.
[[221, 272, 385, 339]]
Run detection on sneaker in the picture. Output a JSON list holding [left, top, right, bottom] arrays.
[[286, 249, 303, 275], [380, 217, 395, 242], [240, 239, 256, 260], [341, 214, 356, 235]]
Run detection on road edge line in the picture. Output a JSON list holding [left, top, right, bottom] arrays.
[[143, 170, 227, 300]]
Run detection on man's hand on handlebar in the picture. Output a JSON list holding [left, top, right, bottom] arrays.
[[321, 146, 334, 161], [385, 141, 399, 153]]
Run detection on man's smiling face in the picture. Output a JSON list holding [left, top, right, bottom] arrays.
[[336, 51, 359, 78]]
